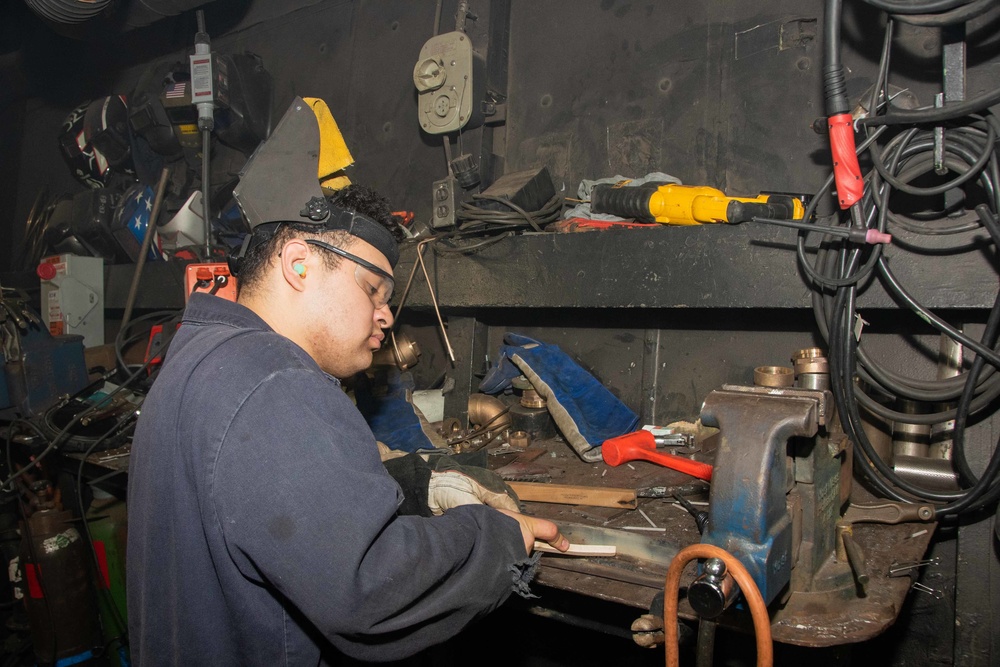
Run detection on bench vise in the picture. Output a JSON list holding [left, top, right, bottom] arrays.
[[698, 384, 846, 606]]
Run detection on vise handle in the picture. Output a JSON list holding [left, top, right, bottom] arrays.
[[843, 502, 935, 524]]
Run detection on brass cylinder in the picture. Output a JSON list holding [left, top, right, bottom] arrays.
[[753, 366, 794, 388], [792, 348, 829, 390]]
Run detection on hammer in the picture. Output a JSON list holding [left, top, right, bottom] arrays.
[[602, 431, 713, 481]]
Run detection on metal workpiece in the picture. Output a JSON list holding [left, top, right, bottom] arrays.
[[512, 375, 547, 408], [893, 400, 932, 459], [753, 365, 794, 388], [371, 330, 421, 370], [792, 347, 830, 391], [698, 385, 832, 605], [467, 393, 511, 433], [892, 454, 960, 492]]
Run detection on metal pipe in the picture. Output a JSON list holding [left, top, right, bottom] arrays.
[[416, 243, 455, 363], [202, 129, 212, 258], [893, 454, 960, 491], [695, 620, 717, 667]]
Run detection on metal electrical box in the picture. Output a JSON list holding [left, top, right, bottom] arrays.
[[37, 254, 105, 348], [413, 31, 485, 135]]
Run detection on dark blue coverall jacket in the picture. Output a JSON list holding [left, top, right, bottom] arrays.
[[126, 294, 531, 665]]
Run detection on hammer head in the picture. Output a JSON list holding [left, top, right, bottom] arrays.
[[601, 430, 656, 466]]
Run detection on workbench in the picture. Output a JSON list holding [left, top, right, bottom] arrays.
[[492, 432, 935, 648]]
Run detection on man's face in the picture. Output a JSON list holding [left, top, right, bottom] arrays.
[[303, 237, 395, 378]]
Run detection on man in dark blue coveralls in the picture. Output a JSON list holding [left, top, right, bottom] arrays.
[[126, 98, 568, 665]]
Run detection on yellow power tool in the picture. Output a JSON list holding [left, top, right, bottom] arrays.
[[590, 182, 805, 226]]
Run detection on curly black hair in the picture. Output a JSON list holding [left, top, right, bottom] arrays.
[[236, 184, 402, 296]]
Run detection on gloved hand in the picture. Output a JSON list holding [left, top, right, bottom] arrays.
[[427, 456, 521, 515]]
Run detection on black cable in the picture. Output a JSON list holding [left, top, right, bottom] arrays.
[[869, 122, 995, 198], [860, 87, 1000, 127], [114, 309, 181, 375], [809, 8, 1000, 514], [891, 0, 997, 26], [455, 193, 563, 233], [877, 257, 1000, 367], [860, 0, 975, 13], [1, 324, 178, 491], [823, 0, 850, 116], [431, 230, 516, 255]]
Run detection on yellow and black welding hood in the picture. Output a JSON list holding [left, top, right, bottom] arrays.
[[231, 97, 399, 270]]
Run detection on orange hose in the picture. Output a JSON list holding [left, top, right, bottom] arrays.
[[664, 543, 773, 667]]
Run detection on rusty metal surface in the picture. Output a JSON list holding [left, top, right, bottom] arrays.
[[505, 435, 936, 647], [770, 523, 936, 646]]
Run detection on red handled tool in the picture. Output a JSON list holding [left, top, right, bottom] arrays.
[[602, 431, 713, 481]]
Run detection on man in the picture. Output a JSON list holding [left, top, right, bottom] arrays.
[[127, 103, 568, 664]]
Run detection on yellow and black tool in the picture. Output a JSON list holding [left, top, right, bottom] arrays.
[[590, 182, 805, 226]]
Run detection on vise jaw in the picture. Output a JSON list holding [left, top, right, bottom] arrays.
[[699, 385, 830, 605]]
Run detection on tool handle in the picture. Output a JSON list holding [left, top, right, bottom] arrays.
[[590, 183, 657, 222], [638, 450, 714, 481]]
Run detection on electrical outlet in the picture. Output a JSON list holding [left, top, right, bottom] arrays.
[[431, 176, 457, 229]]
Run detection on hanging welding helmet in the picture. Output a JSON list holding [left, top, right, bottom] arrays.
[[83, 95, 133, 169], [228, 97, 399, 274], [212, 52, 274, 156], [58, 101, 108, 189], [128, 60, 186, 161]]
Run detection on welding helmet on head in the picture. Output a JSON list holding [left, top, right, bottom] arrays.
[[228, 96, 399, 275]]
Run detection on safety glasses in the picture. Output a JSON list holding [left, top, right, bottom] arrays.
[[305, 239, 395, 308]]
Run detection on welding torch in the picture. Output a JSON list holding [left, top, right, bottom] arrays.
[[752, 216, 892, 245]]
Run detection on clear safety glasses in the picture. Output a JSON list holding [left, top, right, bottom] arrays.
[[305, 239, 395, 308]]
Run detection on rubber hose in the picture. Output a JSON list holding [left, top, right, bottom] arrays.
[[664, 544, 772, 667]]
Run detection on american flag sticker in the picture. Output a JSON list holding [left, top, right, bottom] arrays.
[[165, 81, 187, 99]]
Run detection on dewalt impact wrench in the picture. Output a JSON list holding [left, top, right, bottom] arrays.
[[590, 182, 805, 226]]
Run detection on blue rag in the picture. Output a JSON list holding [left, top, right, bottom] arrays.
[[356, 369, 444, 453]]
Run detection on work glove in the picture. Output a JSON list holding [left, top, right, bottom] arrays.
[[383, 453, 521, 516], [480, 333, 640, 462], [427, 456, 521, 515]]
